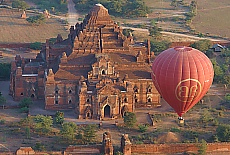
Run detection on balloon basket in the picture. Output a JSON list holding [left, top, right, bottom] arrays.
[[178, 117, 184, 126]]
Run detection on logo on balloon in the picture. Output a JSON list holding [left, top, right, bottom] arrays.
[[175, 79, 202, 102]]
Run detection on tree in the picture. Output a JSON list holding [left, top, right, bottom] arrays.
[[30, 42, 42, 50], [149, 26, 162, 39], [216, 124, 230, 142], [26, 14, 46, 25], [55, 111, 64, 125], [60, 122, 77, 142], [191, 39, 212, 52], [0, 63, 11, 80], [0, 93, 6, 105], [150, 40, 171, 54], [123, 112, 137, 128], [82, 124, 97, 144], [225, 93, 230, 103], [12, 0, 29, 10], [108, 0, 124, 16], [25, 126, 31, 139], [211, 59, 224, 83], [171, 0, 179, 9], [33, 115, 53, 134], [19, 98, 32, 108], [138, 124, 148, 133], [198, 139, 207, 155], [199, 109, 213, 126]]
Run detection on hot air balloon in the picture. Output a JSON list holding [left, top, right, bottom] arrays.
[[151, 46, 214, 119]]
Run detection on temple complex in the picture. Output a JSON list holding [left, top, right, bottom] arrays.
[[9, 4, 160, 119]]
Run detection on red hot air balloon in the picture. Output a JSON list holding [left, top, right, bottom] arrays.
[[151, 46, 214, 118]]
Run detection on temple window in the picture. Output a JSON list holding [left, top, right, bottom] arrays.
[[55, 100, 58, 104], [124, 97, 128, 103], [69, 90, 72, 94], [21, 93, 23, 96], [102, 70, 105, 75], [69, 100, 72, 104], [86, 98, 90, 103], [148, 98, 151, 102], [55, 90, 58, 94], [135, 99, 138, 103]]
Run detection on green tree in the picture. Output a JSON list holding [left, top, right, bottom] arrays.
[[149, 26, 162, 39], [82, 124, 97, 144], [26, 14, 46, 25], [150, 19, 157, 27], [60, 122, 77, 142], [225, 93, 230, 103], [216, 124, 230, 142], [200, 109, 213, 126], [108, 0, 124, 16], [171, 0, 179, 9], [211, 59, 224, 83], [55, 111, 64, 125], [12, 0, 29, 10], [138, 124, 148, 133], [123, 0, 150, 18], [25, 126, 31, 139], [30, 42, 42, 50], [123, 112, 137, 128], [19, 98, 32, 108], [33, 142, 46, 151], [191, 39, 212, 52], [198, 139, 207, 155], [0, 63, 11, 80], [150, 40, 171, 54], [33, 115, 53, 134], [0, 95, 6, 105]]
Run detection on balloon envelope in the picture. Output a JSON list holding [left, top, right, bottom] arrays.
[[151, 47, 214, 117]]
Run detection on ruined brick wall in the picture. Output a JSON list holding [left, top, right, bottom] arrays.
[[64, 145, 101, 155], [0, 43, 31, 48], [131, 143, 230, 154]]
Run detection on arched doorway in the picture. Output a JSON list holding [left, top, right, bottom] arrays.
[[102, 70, 105, 75], [31, 94, 35, 99], [121, 105, 128, 117], [104, 105, 110, 118]]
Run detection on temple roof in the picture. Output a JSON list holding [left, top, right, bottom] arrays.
[[84, 4, 113, 27]]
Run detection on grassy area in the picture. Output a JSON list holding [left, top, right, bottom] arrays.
[[128, 0, 230, 40], [29, 0, 68, 14], [0, 8, 68, 43], [191, 0, 230, 39]]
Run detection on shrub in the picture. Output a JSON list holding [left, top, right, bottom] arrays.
[[55, 111, 64, 125], [12, 0, 29, 10], [20, 107, 29, 113], [26, 14, 46, 25], [33, 142, 46, 151], [0, 119, 5, 125], [19, 98, 32, 108], [0, 63, 11, 80], [216, 124, 230, 142], [78, 17, 83, 21], [138, 124, 148, 133], [30, 42, 42, 50]]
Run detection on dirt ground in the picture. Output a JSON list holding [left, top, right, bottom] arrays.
[[0, 47, 40, 63]]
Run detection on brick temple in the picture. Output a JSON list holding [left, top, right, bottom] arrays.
[[9, 4, 160, 119]]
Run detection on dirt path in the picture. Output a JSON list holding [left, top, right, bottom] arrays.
[[122, 26, 228, 42], [199, 5, 230, 12], [66, 0, 80, 28]]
